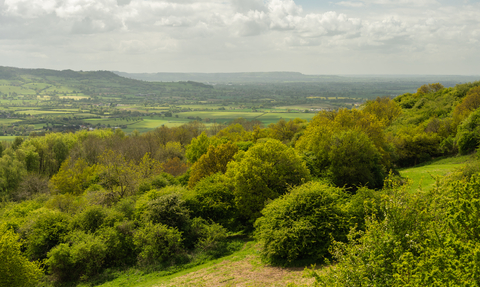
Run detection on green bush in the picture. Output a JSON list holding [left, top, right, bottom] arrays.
[[96, 223, 137, 267], [133, 222, 184, 266], [456, 108, 480, 154], [189, 217, 227, 256], [138, 174, 172, 193], [74, 205, 107, 233], [20, 208, 71, 261], [114, 197, 136, 220], [254, 181, 349, 266], [226, 139, 310, 224], [310, 174, 480, 286], [46, 231, 108, 282], [141, 192, 190, 231], [327, 130, 385, 189], [184, 173, 237, 230], [0, 224, 43, 287]]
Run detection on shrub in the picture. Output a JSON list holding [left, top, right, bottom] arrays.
[[74, 205, 107, 233], [96, 224, 137, 267], [142, 193, 190, 231], [133, 222, 184, 266], [20, 209, 71, 261], [46, 231, 108, 282], [254, 181, 349, 266], [310, 174, 480, 286], [184, 173, 237, 230], [138, 174, 172, 193], [226, 139, 310, 224], [327, 130, 385, 189], [0, 224, 43, 287], [189, 217, 228, 257], [456, 108, 480, 154]]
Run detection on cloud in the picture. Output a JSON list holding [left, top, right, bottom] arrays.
[[231, 0, 266, 13], [337, 1, 365, 7], [0, 0, 479, 74]]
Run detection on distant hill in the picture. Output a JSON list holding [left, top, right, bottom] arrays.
[[112, 71, 342, 83], [112, 71, 480, 85]]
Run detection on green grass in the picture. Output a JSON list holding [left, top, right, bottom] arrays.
[[0, 136, 19, 141], [88, 241, 314, 287], [0, 118, 22, 124], [256, 112, 315, 125], [399, 154, 476, 192]]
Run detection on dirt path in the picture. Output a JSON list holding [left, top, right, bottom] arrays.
[[154, 255, 315, 287]]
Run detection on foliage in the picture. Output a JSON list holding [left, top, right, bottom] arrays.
[[49, 157, 98, 195], [255, 181, 349, 266], [0, 148, 26, 199], [133, 222, 184, 266], [453, 86, 480, 123], [185, 131, 215, 163], [184, 173, 237, 229], [97, 149, 140, 198], [0, 224, 43, 287], [309, 173, 480, 286], [416, 83, 445, 96], [391, 125, 443, 166], [13, 173, 49, 201], [46, 231, 108, 282], [188, 141, 238, 188], [327, 130, 385, 189], [189, 217, 227, 256], [362, 96, 402, 126], [456, 108, 480, 154], [226, 139, 310, 224], [296, 110, 389, 187], [20, 208, 71, 261], [140, 192, 190, 231], [74, 205, 108, 233]]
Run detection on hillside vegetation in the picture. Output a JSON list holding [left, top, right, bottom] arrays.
[[1, 79, 480, 286]]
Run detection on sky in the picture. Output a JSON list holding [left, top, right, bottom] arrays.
[[1, 0, 480, 75]]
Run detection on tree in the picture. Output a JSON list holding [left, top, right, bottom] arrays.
[[296, 108, 392, 180], [0, 149, 26, 198], [327, 130, 385, 189], [453, 86, 480, 124], [226, 139, 310, 223], [0, 224, 43, 287], [185, 132, 214, 163], [416, 83, 444, 96], [97, 149, 140, 198], [362, 96, 402, 126], [188, 142, 238, 188], [50, 157, 98, 195]]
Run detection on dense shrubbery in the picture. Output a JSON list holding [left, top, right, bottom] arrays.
[[307, 171, 480, 286]]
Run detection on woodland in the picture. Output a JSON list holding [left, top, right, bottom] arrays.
[[1, 78, 480, 286]]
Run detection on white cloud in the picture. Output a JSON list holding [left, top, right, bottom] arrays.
[[0, 0, 479, 74]]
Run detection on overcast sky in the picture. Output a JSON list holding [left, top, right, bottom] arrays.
[[1, 0, 479, 75]]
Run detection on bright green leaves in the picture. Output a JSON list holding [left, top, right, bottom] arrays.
[[255, 181, 349, 266], [0, 224, 43, 287], [226, 139, 310, 223]]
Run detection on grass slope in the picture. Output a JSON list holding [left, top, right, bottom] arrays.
[[91, 242, 314, 287], [399, 154, 476, 192]]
